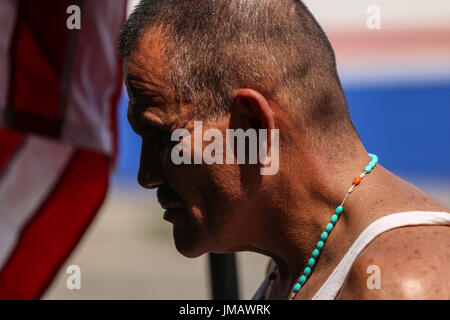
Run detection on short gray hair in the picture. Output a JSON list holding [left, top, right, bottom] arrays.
[[119, 0, 356, 137]]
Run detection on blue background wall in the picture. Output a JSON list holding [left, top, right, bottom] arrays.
[[114, 81, 450, 185]]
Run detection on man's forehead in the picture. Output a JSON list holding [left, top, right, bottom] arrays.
[[124, 29, 168, 89], [124, 57, 163, 88]]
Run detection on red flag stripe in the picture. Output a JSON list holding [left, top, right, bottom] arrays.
[[6, 0, 80, 137], [0, 148, 109, 299], [0, 136, 74, 273], [3, 0, 126, 156]]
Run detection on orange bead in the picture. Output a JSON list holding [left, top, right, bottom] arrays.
[[353, 176, 361, 185]]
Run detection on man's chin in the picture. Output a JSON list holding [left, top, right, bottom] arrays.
[[172, 225, 207, 258]]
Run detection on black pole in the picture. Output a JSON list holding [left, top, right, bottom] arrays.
[[208, 253, 239, 300]]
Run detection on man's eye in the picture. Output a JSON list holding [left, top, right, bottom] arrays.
[[155, 131, 169, 146], [150, 128, 173, 149]]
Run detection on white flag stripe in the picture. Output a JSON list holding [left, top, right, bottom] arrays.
[[0, 136, 74, 270], [61, 0, 125, 155]]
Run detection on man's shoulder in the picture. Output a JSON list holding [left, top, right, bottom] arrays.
[[337, 224, 450, 299]]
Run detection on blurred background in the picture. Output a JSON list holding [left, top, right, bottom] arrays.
[[6, 0, 448, 299]]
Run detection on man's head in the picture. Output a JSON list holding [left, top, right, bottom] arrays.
[[119, 0, 358, 257]]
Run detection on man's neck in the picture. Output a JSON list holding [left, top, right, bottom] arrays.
[[263, 142, 390, 296], [249, 134, 446, 299]]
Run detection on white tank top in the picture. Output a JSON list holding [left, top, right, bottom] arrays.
[[253, 211, 450, 300]]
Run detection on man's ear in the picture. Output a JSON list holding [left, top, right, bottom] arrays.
[[232, 88, 275, 131], [232, 88, 279, 175]]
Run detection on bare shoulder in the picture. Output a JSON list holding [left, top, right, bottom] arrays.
[[337, 224, 450, 299]]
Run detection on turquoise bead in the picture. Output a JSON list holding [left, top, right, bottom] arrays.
[[320, 231, 328, 241], [299, 275, 307, 284], [308, 258, 315, 267], [330, 214, 338, 224], [312, 249, 320, 257], [304, 267, 311, 275], [317, 240, 324, 249], [335, 206, 343, 215], [325, 223, 333, 233], [293, 283, 301, 293], [367, 153, 378, 171]]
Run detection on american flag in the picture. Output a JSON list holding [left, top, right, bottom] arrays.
[[0, 0, 126, 299]]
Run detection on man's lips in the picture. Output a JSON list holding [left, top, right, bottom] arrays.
[[157, 185, 185, 210], [163, 207, 185, 222]]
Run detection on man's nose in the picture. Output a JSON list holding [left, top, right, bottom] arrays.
[[137, 139, 165, 189]]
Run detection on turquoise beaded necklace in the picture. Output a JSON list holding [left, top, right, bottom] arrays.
[[282, 153, 379, 300]]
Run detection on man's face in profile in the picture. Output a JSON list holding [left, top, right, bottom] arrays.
[[124, 31, 270, 258]]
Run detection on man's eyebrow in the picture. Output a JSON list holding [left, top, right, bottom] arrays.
[[127, 82, 167, 106], [126, 71, 166, 92]]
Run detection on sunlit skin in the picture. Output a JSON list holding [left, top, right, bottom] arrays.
[[124, 29, 450, 299]]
